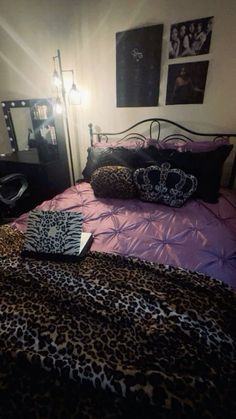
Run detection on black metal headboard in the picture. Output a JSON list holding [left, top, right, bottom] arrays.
[[88, 118, 236, 188]]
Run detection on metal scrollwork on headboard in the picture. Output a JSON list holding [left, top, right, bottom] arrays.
[[88, 119, 236, 188], [88, 123, 147, 146]]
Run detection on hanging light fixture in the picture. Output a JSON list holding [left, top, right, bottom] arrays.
[[69, 82, 81, 105], [52, 57, 61, 87], [54, 96, 63, 114], [68, 70, 81, 105], [52, 56, 81, 104], [52, 49, 80, 185]]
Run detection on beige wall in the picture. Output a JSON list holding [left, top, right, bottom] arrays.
[[1, 0, 236, 182], [0, 0, 78, 158]]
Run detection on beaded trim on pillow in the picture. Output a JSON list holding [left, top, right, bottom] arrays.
[[133, 163, 198, 207], [91, 166, 137, 199]]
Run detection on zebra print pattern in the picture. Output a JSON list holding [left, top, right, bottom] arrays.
[[23, 210, 84, 256]]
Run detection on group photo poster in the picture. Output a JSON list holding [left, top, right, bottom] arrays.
[[169, 16, 213, 59]]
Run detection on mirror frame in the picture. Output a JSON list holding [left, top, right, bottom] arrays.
[[1, 98, 55, 153]]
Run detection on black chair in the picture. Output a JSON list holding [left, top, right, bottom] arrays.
[[0, 173, 28, 222]]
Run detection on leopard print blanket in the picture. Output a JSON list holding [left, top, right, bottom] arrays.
[[0, 225, 235, 418]]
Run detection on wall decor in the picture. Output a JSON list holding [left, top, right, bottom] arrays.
[[166, 61, 209, 105], [169, 17, 213, 59], [116, 24, 163, 107]]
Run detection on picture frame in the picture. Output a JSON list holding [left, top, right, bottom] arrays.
[[169, 17, 214, 59], [116, 25, 163, 107], [166, 61, 209, 105]]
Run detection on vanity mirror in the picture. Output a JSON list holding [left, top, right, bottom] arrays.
[[0, 98, 71, 214], [1, 98, 58, 161]]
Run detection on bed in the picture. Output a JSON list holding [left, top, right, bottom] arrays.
[[12, 118, 236, 287], [0, 118, 236, 418]]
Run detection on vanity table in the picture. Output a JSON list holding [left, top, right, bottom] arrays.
[[0, 149, 70, 212], [0, 98, 71, 216]]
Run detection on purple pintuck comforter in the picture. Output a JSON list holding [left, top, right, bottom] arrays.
[[12, 181, 236, 287]]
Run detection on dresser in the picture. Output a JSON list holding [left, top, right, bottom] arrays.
[[0, 98, 71, 218], [0, 148, 71, 217]]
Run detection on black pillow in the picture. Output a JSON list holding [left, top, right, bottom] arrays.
[[82, 147, 136, 180], [133, 163, 198, 207], [82, 145, 232, 202], [147, 145, 233, 203]]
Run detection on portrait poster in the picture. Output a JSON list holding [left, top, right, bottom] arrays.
[[169, 16, 213, 59], [166, 61, 209, 105], [116, 25, 163, 107]]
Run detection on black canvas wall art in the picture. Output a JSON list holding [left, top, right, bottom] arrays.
[[116, 25, 163, 107], [166, 61, 209, 105], [169, 17, 213, 59]]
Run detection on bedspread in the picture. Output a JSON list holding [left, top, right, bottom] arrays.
[[0, 226, 235, 418], [12, 182, 236, 287]]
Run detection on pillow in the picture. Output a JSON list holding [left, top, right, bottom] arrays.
[[82, 146, 161, 180], [21, 210, 84, 261], [91, 166, 137, 199], [83, 145, 233, 202], [82, 147, 137, 180], [148, 145, 233, 203], [148, 137, 230, 152], [93, 138, 148, 148], [133, 163, 198, 207]]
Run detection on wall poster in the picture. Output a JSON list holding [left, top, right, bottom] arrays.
[[169, 16, 214, 59], [166, 61, 209, 105], [116, 25, 163, 107]]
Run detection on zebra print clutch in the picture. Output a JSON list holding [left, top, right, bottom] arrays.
[[21, 210, 84, 261]]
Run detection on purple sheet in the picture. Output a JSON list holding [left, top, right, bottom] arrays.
[[12, 182, 236, 288]]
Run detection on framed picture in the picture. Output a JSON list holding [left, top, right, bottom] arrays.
[[169, 17, 213, 59], [166, 61, 209, 105], [116, 24, 163, 107]]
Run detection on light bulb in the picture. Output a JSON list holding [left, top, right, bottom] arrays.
[[53, 70, 61, 87], [69, 83, 82, 105], [54, 97, 63, 114]]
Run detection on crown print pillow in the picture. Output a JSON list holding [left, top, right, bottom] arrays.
[[22, 210, 84, 260], [133, 163, 198, 207]]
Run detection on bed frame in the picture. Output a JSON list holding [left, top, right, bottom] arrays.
[[88, 118, 236, 188]]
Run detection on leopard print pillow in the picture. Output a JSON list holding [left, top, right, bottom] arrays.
[[91, 166, 137, 199]]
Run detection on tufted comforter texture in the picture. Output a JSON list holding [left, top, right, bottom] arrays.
[[0, 226, 235, 418], [12, 182, 236, 288]]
